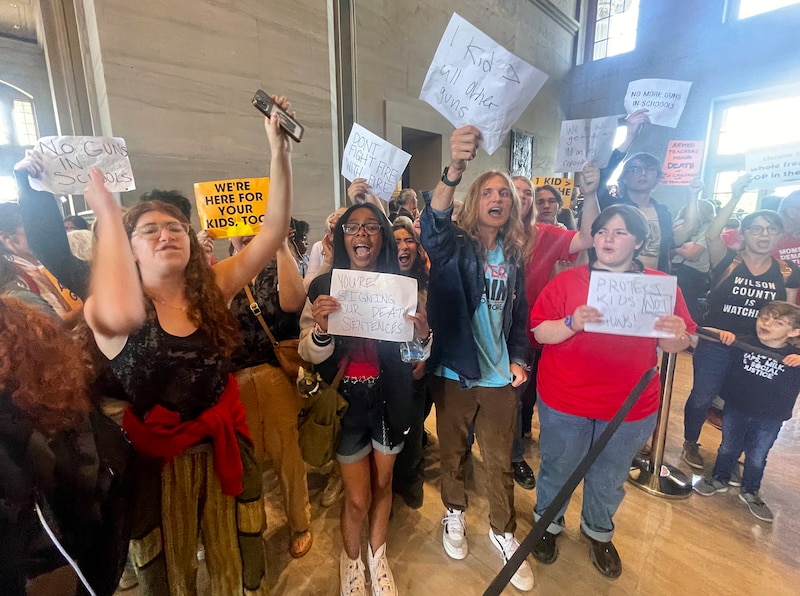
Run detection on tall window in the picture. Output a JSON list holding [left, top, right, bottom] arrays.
[[707, 91, 800, 212], [738, 0, 800, 19], [588, 0, 640, 62], [1, 83, 40, 202]]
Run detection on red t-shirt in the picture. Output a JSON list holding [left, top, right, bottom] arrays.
[[774, 235, 800, 305], [529, 265, 696, 421], [525, 223, 577, 346]]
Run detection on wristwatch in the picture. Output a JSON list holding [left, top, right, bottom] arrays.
[[564, 315, 574, 330], [419, 328, 433, 348], [441, 166, 462, 187]]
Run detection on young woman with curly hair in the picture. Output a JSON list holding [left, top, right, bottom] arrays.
[[83, 99, 294, 596]]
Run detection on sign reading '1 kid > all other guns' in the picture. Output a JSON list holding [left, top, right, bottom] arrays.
[[419, 13, 548, 155], [194, 177, 270, 238]]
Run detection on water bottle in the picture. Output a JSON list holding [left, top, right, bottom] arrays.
[[400, 338, 425, 363]]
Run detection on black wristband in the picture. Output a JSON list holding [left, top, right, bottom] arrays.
[[441, 166, 462, 187]]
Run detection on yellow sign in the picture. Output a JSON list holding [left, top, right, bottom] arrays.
[[532, 176, 575, 208], [193, 177, 270, 238]]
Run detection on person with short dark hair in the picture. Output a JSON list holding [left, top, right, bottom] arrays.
[[530, 204, 694, 578], [693, 301, 800, 522], [139, 189, 193, 220]]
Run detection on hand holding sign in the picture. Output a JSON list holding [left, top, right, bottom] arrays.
[[579, 161, 600, 195], [83, 167, 120, 217]]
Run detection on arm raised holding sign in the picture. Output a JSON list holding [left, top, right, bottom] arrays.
[[347, 177, 388, 217]]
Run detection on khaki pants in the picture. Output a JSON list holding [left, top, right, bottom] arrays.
[[235, 363, 311, 533], [431, 377, 517, 534]]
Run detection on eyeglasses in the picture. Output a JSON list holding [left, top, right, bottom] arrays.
[[627, 166, 659, 175], [745, 225, 781, 236], [132, 222, 191, 238], [342, 222, 382, 235]]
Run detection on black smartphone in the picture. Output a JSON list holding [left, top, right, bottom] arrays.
[[252, 90, 304, 143]]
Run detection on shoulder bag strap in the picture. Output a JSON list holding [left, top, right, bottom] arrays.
[[243, 284, 279, 346], [711, 254, 743, 293], [331, 356, 350, 390]]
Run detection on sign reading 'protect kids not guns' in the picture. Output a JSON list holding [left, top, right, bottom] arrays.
[[194, 177, 269, 238]]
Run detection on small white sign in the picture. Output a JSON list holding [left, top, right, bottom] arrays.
[[419, 13, 549, 155], [554, 115, 622, 172], [328, 269, 418, 342], [29, 136, 135, 195], [341, 124, 411, 201], [745, 142, 800, 190], [624, 79, 692, 128], [585, 271, 677, 338]]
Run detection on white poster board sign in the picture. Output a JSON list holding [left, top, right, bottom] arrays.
[[29, 136, 135, 195], [419, 13, 549, 155], [554, 115, 622, 172], [585, 271, 677, 338], [328, 269, 418, 342], [623, 79, 692, 128], [745, 142, 800, 190], [341, 124, 411, 201]]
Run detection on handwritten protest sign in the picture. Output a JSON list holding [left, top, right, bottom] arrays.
[[532, 176, 575, 208], [419, 13, 548, 155], [193, 177, 269, 238], [624, 79, 692, 128], [554, 115, 621, 172], [328, 269, 418, 342], [745, 141, 800, 190], [29, 136, 135, 195], [585, 271, 677, 338], [341, 124, 411, 201], [661, 140, 705, 186]]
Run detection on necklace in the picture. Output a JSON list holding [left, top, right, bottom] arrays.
[[149, 295, 188, 312]]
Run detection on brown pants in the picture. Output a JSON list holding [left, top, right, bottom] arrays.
[[432, 377, 517, 534], [235, 362, 311, 533]]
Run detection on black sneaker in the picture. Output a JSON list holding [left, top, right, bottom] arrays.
[[513, 460, 536, 490], [681, 441, 704, 469], [531, 531, 558, 564]]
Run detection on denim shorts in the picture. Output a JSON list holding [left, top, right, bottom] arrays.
[[336, 379, 403, 464]]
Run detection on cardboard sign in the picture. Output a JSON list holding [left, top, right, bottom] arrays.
[[624, 79, 692, 128], [554, 115, 621, 172], [29, 136, 135, 195], [341, 124, 411, 201], [532, 176, 575, 208], [745, 142, 800, 190], [193, 177, 269, 238], [662, 141, 705, 186], [585, 271, 677, 338], [419, 13, 548, 155], [328, 269, 418, 342]]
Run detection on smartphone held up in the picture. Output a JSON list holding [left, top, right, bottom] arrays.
[[252, 90, 304, 143]]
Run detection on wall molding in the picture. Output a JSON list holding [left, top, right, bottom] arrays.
[[529, 0, 580, 35]]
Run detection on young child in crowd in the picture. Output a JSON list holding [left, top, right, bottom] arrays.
[[693, 301, 800, 522]]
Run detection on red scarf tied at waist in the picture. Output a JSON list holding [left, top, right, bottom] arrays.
[[122, 374, 251, 496]]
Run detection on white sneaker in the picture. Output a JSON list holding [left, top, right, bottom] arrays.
[[368, 543, 397, 596], [340, 550, 367, 596], [441, 508, 468, 560], [489, 530, 535, 591]]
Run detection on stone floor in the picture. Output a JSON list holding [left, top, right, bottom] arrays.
[[117, 351, 800, 595]]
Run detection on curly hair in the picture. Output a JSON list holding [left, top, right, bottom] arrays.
[[0, 296, 91, 434], [458, 170, 525, 262], [122, 201, 241, 358]]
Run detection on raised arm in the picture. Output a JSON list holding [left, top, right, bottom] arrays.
[[616, 108, 649, 154], [13, 151, 91, 299], [672, 177, 703, 246], [347, 178, 387, 217], [706, 174, 749, 267], [569, 161, 600, 253], [83, 168, 147, 343], [430, 125, 482, 211], [276, 240, 307, 313], [213, 96, 294, 301]]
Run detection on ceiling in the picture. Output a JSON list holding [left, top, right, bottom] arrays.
[[0, 0, 37, 43]]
